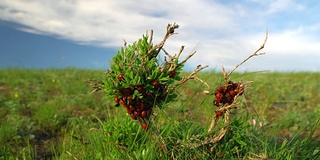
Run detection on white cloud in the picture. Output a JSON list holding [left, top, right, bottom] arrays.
[[0, 0, 319, 71], [0, 0, 236, 45], [266, 0, 305, 13], [268, 29, 320, 55], [247, 0, 305, 14]]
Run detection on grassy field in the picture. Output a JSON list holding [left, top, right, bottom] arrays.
[[0, 68, 320, 159]]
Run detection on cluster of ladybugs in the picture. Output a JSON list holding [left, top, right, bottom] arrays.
[[213, 81, 244, 116], [114, 73, 172, 130]]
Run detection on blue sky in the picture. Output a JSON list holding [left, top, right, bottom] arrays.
[[1, 0, 320, 71], [0, 21, 114, 69]]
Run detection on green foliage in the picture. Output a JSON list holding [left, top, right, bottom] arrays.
[[102, 34, 182, 103], [96, 27, 192, 130]]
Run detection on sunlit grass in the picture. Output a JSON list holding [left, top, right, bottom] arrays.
[[0, 68, 319, 159]]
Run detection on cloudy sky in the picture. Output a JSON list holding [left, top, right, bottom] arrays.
[[1, 0, 320, 71]]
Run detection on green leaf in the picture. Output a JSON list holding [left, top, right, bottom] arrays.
[[159, 77, 170, 83], [174, 57, 179, 65], [135, 56, 142, 65]]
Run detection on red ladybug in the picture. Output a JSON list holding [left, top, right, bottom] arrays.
[[136, 86, 144, 93], [141, 123, 148, 131], [215, 111, 223, 116], [127, 96, 133, 102], [129, 105, 135, 111], [213, 99, 221, 106], [134, 111, 140, 117], [114, 96, 120, 103], [229, 90, 236, 97], [130, 114, 137, 120], [215, 93, 224, 100], [119, 99, 126, 105], [141, 111, 147, 117], [215, 86, 225, 94], [151, 81, 160, 88], [118, 73, 124, 81], [169, 70, 176, 78]]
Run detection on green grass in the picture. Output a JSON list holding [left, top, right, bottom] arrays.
[[0, 68, 320, 159]]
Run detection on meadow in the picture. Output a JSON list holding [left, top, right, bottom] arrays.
[[0, 68, 320, 159]]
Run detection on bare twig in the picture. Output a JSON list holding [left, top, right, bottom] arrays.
[[203, 29, 268, 150], [208, 101, 240, 133], [177, 29, 268, 151], [123, 39, 127, 48], [176, 45, 185, 59], [226, 29, 268, 80], [170, 65, 209, 91], [149, 30, 154, 45], [180, 50, 197, 64], [148, 23, 180, 56], [161, 48, 174, 60], [87, 79, 104, 93]]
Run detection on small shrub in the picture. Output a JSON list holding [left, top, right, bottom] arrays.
[[92, 23, 207, 131]]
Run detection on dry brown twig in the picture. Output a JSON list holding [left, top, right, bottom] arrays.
[[170, 64, 209, 91], [208, 28, 268, 149], [224, 29, 268, 83], [149, 23, 209, 92], [177, 29, 268, 151], [148, 23, 180, 56]]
